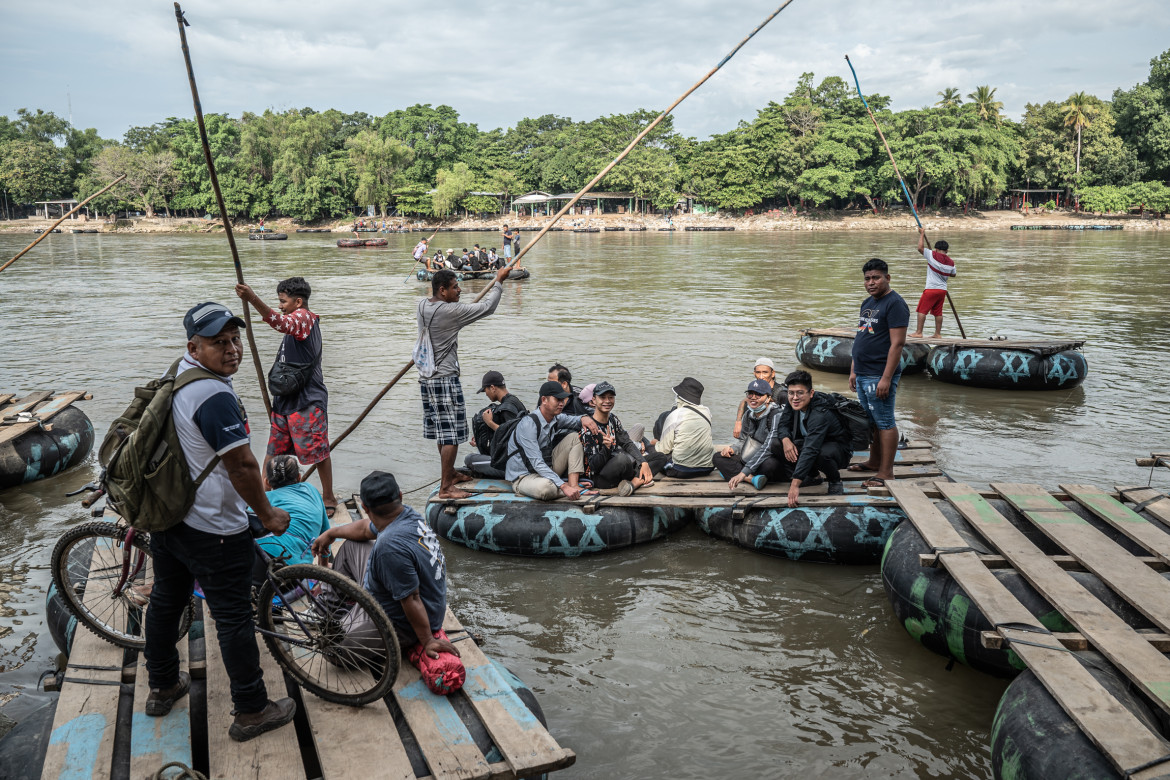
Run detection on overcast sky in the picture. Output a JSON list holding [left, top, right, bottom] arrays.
[[2, 0, 1167, 143]]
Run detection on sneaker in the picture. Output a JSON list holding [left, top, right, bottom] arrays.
[[145, 671, 190, 717], [803, 475, 825, 488], [229, 698, 297, 742], [617, 480, 635, 497], [749, 475, 768, 490], [827, 482, 845, 495]]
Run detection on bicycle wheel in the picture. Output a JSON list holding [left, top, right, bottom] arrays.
[[256, 564, 400, 706], [50, 521, 193, 650]]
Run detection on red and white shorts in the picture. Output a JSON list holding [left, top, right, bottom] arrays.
[[267, 405, 330, 465]]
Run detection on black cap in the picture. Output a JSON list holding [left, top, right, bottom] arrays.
[[672, 377, 704, 405], [593, 381, 616, 397], [539, 380, 570, 399], [360, 471, 401, 509], [184, 302, 246, 339], [477, 370, 505, 393]]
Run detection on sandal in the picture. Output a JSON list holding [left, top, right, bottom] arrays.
[[324, 504, 338, 519], [861, 478, 887, 488]]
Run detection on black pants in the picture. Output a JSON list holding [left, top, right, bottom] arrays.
[[798, 440, 850, 483], [714, 453, 786, 481], [145, 523, 268, 714], [592, 451, 668, 488]]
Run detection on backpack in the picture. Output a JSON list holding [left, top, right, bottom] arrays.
[[488, 412, 544, 474], [98, 358, 226, 532], [825, 392, 872, 450], [412, 300, 447, 378]]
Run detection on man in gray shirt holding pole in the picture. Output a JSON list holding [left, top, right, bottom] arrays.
[[416, 266, 510, 498]]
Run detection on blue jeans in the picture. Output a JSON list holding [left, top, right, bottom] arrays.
[[856, 374, 901, 431], [145, 523, 268, 713]]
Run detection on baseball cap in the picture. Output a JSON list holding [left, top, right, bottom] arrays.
[[754, 357, 775, 370], [360, 471, 401, 509], [184, 302, 246, 339], [746, 379, 772, 395], [593, 381, 616, 397], [477, 370, 505, 393], [539, 380, 570, 399]]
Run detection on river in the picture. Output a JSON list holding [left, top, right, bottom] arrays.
[[1, 228, 1168, 777]]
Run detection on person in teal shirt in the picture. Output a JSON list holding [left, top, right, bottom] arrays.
[[258, 455, 330, 565]]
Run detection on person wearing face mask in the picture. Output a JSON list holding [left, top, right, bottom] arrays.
[[714, 379, 780, 483]]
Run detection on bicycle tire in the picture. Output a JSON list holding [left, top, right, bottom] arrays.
[[50, 520, 193, 650], [257, 564, 400, 706]]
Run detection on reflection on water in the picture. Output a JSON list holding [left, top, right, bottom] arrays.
[[1, 229, 1169, 776]]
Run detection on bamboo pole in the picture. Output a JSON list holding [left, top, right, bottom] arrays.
[[0, 174, 127, 274], [303, 1, 799, 479], [845, 54, 968, 339], [173, 3, 272, 416]]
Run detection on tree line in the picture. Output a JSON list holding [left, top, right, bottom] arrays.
[[2, 48, 1169, 222]]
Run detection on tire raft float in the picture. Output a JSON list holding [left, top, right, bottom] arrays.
[[0, 393, 94, 489], [415, 268, 530, 282], [337, 238, 387, 247], [795, 330, 930, 375], [248, 232, 287, 240], [425, 479, 691, 556], [926, 344, 1087, 390]]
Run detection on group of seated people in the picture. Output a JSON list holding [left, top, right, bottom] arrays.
[[464, 358, 857, 508], [418, 241, 506, 273]]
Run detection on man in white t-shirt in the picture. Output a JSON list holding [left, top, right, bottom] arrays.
[[911, 227, 957, 338], [143, 302, 296, 743]]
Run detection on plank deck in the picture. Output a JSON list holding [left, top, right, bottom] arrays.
[[128, 640, 192, 779], [1, 390, 54, 419], [1061, 484, 1170, 565], [801, 327, 1085, 351], [0, 390, 89, 445]]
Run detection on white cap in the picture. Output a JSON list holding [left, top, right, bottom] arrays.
[[754, 357, 774, 369]]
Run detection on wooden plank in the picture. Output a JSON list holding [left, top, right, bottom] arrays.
[[1117, 486, 1170, 529], [0, 390, 53, 419], [0, 391, 89, 445], [801, 327, 1085, 351], [1061, 484, 1170, 565], [940, 482, 1170, 718], [0, 393, 15, 407], [994, 484, 1170, 638], [888, 482, 1170, 780], [982, 629, 1170, 653], [444, 610, 575, 778], [919, 551, 1167, 572], [203, 610, 305, 780], [130, 639, 192, 779], [392, 658, 491, 780], [41, 541, 125, 780], [436, 493, 900, 511]]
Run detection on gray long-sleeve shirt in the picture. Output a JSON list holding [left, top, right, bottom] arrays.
[[504, 411, 583, 485], [416, 285, 503, 378]]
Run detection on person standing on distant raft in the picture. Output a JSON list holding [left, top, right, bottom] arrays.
[[412, 237, 429, 265], [910, 227, 956, 338], [236, 277, 336, 517], [501, 224, 516, 263]]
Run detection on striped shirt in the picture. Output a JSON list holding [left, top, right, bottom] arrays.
[[923, 248, 956, 290]]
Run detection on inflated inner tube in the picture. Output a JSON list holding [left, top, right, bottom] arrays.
[[927, 346, 1087, 390], [0, 404, 94, 489], [426, 481, 691, 556], [45, 583, 78, 656], [337, 238, 365, 247], [364, 238, 388, 247], [795, 333, 930, 375]]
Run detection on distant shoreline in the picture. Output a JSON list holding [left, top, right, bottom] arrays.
[[1, 208, 1163, 235]]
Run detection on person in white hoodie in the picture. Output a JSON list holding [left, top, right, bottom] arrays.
[[653, 377, 714, 479]]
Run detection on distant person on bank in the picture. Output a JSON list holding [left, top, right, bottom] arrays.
[[910, 227, 957, 338], [848, 258, 909, 488], [236, 277, 336, 517]]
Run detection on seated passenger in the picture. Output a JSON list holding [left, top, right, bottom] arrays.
[[548, 363, 589, 417], [444, 249, 459, 269], [714, 379, 780, 483], [256, 455, 331, 568], [470, 370, 528, 456], [488, 248, 499, 268], [579, 382, 665, 494], [652, 377, 714, 479], [730, 370, 851, 502], [732, 357, 788, 438], [503, 380, 600, 500], [578, 383, 596, 410], [310, 471, 465, 694], [428, 249, 444, 271]]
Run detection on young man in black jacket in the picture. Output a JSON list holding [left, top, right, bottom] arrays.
[[774, 370, 852, 506], [470, 371, 527, 455]]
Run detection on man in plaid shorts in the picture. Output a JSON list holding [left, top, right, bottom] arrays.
[[418, 266, 511, 499]]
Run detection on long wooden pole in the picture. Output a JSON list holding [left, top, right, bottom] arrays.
[[0, 174, 127, 274], [304, 1, 798, 479], [173, 3, 272, 415], [844, 55, 968, 339]]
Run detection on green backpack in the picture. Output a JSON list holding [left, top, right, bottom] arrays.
[[98, 358, 225, 532]]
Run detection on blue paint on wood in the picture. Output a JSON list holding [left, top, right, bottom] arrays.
[[47, 712, 108, 780], [396, 679, 477, 746], [462, 664, 540, 730], [130, 710, 191, 772]]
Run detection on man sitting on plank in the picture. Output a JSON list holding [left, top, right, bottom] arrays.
[[504, 380, 600, 500], [731, 358, 788, 439], [578, 381, 665, 495], [650, 377, 715, 479], [310, 471, 465, 695], [715, 378, 781, 488]]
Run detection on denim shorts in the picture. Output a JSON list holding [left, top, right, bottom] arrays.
[[856, 374, 901, 431]]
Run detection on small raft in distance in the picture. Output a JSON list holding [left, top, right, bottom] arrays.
[[337, 237, 387, 248], [0, 391, 94, 489], [248, 232, 287, 240], [415, 267, 530, 282], [796, 328, 930, 375]]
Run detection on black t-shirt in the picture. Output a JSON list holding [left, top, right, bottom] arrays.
[[273, 319, 328, 416], [851, 290, 910, 376]]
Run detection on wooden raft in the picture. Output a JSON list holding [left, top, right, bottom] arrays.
[[800, 327, 1085, 355], [888, 480, 1170, 779], [41, 539, 574, 780], [0, 390, 91, 446]]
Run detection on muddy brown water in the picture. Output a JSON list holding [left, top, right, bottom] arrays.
[[2, 229, 1168, 777]]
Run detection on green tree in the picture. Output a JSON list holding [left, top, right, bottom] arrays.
[[0, 139, 69, 204], [380, 104, 478, 188], [1061, 92, 1097, 175], [936, 88, 962, 108], [345, 129, 413, 215], [432, 162, 474, 216], [967, 86, 1003, 124]]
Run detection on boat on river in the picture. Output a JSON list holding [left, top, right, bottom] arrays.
[[415, 267, 530, 282], [0, 391, 94, 489], [247, 232, 287, 240], [795, 328, 930, 375], [337, 238, 387, 248]]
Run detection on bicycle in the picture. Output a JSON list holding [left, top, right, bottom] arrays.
[[51, 487, 400, 706]]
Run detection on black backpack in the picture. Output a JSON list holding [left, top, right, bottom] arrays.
[[825, 392, 872, 450], [488, 412, 544, 473]]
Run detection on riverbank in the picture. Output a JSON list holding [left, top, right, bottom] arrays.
[[1, 208, 1164, 234]]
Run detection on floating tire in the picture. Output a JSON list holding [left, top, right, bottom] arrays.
[[881, 502, 1160, 677], [248, 232, 287, 240], [698, 501, 907, 564], [0, 405, 94, 489], [363, 238, 388, 247], [337, 238, 365, 247], [45, 583, 78, 656], [795, 333, 930, 375], [926, 346, 1088, 390], [990, 652, 1166, 779], [425, 481, 691, 557]]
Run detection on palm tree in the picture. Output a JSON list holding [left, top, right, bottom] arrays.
[[936, 88, 962, 108], [1061, 92, 1097, 175], [967, 85, 1003, 123]]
